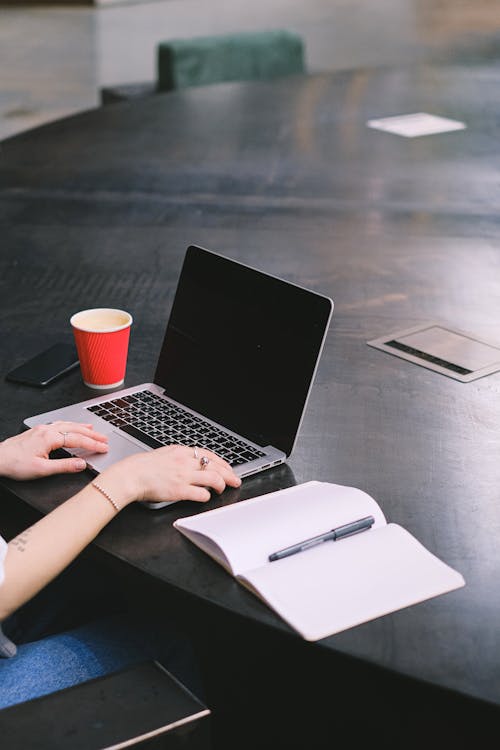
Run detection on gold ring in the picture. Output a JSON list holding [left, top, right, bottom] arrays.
[[59, 431, 69, 447]]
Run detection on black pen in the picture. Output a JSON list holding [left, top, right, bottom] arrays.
[[268, 515, 375, 562]]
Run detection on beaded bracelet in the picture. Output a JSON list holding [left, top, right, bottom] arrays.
[[91, 482, 121, 512]]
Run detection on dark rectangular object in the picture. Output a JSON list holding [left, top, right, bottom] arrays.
[[0, 660, 210, 749], [154, 245, 333, 456], [6, 342, 79, 387]]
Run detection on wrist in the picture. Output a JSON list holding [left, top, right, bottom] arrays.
[[93, 461, 143, 508], [0, 441, 13, 478], [0, 443, 21, 480], [91, 481, 122, 511], [0, 445, 6, 477]]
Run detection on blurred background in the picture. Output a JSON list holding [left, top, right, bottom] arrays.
[[1, 0, 500, 141]]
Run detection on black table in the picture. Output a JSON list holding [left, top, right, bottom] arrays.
[[2, 63, 500, 748]]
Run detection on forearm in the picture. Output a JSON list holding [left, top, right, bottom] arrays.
[[0, 442, 239, 621], [0, 472, 137, 621]]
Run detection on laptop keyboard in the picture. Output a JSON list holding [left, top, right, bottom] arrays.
[[86, 390, 265, 467]]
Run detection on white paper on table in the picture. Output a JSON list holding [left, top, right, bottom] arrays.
[[366, 112, 466, 137]]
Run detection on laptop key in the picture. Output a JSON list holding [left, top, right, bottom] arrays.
[[120, 424, 165, 449], [241, 450, 260, 460], [112, 398, 130, 409], [99, 412, 114, 422]]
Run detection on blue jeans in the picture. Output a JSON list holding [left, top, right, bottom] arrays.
[[0, 612, 202, 709], [0, 557, 203, 708]]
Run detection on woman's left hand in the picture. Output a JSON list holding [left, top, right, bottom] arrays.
[[0, 422, 109, 480]]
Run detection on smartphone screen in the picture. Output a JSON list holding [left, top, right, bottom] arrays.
[[6, 343, 80, 387]]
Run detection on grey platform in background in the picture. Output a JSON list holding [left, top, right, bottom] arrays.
[[368, 323, 500, 382]]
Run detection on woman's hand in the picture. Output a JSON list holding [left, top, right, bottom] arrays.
[[99, 444, 241, 507], [0, 438, 239, 620], [0, 422, 109, 480]]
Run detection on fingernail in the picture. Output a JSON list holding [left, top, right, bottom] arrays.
[[74, 459, 87, 470]]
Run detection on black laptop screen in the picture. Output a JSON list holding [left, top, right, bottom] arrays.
[[154, 246, 333, 456]]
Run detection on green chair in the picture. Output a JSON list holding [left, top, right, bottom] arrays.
[[100, 29, 305, 105], [157, 29, 305, 92]]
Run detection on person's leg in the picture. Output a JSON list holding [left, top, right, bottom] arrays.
[[2, 555, 126, 645], [0, 611, 203, 709]]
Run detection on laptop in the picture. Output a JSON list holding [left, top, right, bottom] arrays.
[[25, 245, 333, 506]]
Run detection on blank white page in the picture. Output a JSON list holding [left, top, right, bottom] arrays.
[[239, 524, 465, 641], [174, 481, 386, 575]]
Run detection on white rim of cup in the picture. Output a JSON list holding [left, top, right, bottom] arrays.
[[70, 308, 133, 333], [83, 379, 125, 390]]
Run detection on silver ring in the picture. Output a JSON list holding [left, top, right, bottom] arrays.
[[200, 456, 210, 470], [59, 431, 69, 447], [193, 446, 199, 459]]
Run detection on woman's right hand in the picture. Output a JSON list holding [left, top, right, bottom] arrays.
[[97, 444, 241, 507], [0, 444, 240, 622]]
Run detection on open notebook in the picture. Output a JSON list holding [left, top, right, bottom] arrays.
[[174, 481, 465, 641]]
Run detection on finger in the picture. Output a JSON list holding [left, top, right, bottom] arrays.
[[194, 452, 241, 486], [193, 448, 240, 475], [62, 432, 109, 454], [211, 458, 241, 485], [176, 444, 232, 471], [51, 422, 109, 443], [193, 468, 226, 495], [35, 457, 88, 477], [203, 462, 241, 487], [195, 447, 232, 470], [180, 485, 212, 503]]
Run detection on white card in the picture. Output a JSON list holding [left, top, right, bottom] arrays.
[[366, 112, 466, 137]]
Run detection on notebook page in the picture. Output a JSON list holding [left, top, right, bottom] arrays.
[[174, 481, 386, 576], [239, 523, 465, 641]]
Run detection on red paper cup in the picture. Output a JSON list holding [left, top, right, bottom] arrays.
[[70, 308, 133, 389]]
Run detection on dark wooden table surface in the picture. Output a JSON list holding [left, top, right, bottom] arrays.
[[1, 63, 500, 748]]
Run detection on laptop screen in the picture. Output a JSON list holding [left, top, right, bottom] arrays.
[[154, 246, 333, 456]]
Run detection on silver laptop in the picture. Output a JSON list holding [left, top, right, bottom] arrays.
[[25, 245, 333, 505]]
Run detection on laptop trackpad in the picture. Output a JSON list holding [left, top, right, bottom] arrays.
[[71, 429, 149, 473]]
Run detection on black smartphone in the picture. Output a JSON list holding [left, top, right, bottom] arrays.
[[6, 342, 80, 387]]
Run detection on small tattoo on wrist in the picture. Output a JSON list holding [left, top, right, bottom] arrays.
[[11, 527, 33, 553]]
